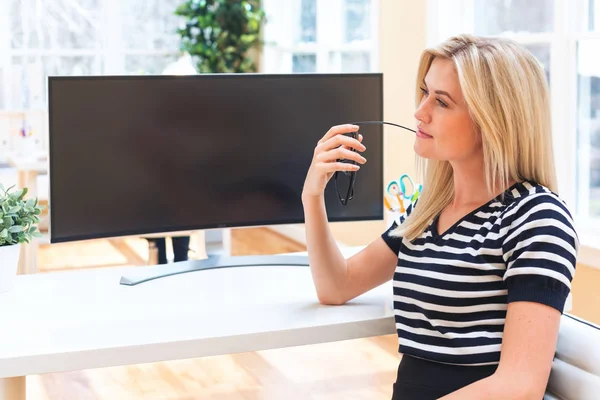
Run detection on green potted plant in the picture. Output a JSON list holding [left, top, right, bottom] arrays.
[[0, 184, 44, 293], [175, 0, 266, 73]]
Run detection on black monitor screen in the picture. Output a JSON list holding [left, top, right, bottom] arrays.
[[48, 73, 383, 243]]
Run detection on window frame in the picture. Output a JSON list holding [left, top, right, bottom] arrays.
[[261, 0, 380, 73]]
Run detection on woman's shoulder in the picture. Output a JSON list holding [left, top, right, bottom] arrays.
[[500, 180, 577, 237], [502, 180, 572, 214]]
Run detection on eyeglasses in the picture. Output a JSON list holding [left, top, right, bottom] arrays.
[[334, 130, 359, 206], [334, 121, 416, 206]]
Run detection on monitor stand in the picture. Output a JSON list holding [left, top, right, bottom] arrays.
[[119, 254, 310, 286]]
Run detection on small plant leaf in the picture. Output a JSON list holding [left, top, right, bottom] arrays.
[[8, 206, 21, 214], [10, 189, 23, 200], [0, 185, 44, 245]]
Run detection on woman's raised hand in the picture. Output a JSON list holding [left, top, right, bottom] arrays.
[[302, 124, 366, 199]]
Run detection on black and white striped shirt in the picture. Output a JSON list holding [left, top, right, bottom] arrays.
[[381, 181, 578, 366]]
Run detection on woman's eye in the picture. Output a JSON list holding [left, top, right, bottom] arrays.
[[421, 87, 447, 107]]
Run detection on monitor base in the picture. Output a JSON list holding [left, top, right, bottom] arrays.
[[119, 254, 310, 286]]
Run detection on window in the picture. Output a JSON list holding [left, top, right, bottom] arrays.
[[0, 0, 182, 111], [261, 0, 379, 73], [577, 39, 600, 219], [473, 0, 555, 35], [576, 1, 600, 224], [428, 0, 600, 237]]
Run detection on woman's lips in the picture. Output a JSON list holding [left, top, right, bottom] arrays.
[[417, 128, 433, 139]]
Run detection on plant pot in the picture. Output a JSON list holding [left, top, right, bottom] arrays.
[[0, 243, 21, 293]]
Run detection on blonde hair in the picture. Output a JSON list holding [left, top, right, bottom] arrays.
[[391, 34, 556, 241]]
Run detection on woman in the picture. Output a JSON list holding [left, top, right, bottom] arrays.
[[301, 34, 578, 399]]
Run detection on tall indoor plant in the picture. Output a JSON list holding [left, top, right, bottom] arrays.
[[175, 0, 266, 73], [0, 184, 44, 292]]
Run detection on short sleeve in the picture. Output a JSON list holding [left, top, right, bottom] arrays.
[[381, 198, 418, 256], [502, 193, 579, 313]]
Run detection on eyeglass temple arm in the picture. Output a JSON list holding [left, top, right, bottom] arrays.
[[349, 121, 416, 133]]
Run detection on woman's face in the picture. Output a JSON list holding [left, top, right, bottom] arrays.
[[413, 57, 482, 163]]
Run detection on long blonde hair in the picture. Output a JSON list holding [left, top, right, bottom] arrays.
[[391, 34, 556, 241]]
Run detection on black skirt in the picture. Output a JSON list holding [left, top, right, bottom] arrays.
[[391, 355, 498, 399]]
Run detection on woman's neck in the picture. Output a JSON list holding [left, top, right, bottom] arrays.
[[449, 157, 514, 210]]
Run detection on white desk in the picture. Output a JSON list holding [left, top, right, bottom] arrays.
[[0, 249, 395, 400]]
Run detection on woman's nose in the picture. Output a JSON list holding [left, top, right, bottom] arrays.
[[414, 99, 432, 125]]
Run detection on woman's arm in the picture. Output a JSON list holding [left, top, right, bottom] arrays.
[[303, 194, 400, 305], [440, 300, 561, 399], [301, 124, 365, 304]]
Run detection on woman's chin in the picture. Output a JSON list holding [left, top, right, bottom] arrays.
[[413, 141, 433, 158]]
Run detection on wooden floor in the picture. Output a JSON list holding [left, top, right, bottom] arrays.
[[28, 228, 401, 400]]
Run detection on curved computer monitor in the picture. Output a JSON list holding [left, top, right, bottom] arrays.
[[48, 73, 384, 243]]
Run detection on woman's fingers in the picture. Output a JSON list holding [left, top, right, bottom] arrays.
[[318, 124, 359, 143], [316, 132, 365, 155], [319, 161, 361, 173], [317, 146, 366, 165]]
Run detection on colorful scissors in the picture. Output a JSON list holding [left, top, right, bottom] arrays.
[[386, 179, 405, 213], [386, 174, 422, 212]]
